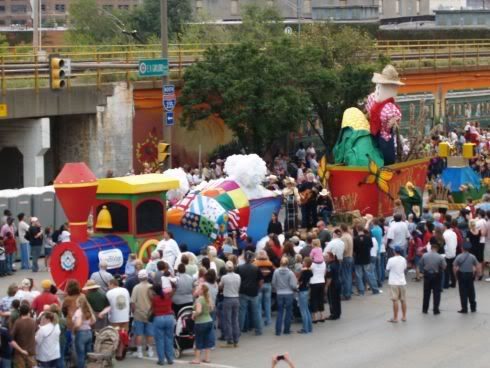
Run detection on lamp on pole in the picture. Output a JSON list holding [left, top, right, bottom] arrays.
[[161, 0, 172, 168]]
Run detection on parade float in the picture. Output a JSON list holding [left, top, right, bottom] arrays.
[[166, 154, 282, 252], [327, 64, 430, 217], [426, 142, 487, 211], [50, 163, 179, 289]]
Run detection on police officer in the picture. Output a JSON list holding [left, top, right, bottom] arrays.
[[453, 242, 478, 314], [419, 237, 446, 315]]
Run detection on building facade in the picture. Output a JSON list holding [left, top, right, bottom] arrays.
[[0, 0, 141, 27], [467, 0, 490, 8], [312, 0, 379, 21], [379, 0, 431, 18]]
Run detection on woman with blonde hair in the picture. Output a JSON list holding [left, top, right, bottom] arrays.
[[72, 294, 96, 368], [191, 284, 215, 364]]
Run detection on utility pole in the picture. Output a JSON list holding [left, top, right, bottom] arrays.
[[32, 0, 40, 53], [161, 0, 172, 168], [297, 0, 302, 40]]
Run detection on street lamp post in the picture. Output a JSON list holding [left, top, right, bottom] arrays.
[[161, 0, 172, 168]]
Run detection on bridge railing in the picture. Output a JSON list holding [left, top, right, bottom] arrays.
[[1, 39, 490, 93]]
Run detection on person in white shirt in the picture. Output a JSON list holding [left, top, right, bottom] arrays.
[[101, 279, 131, 330], [324, 229, 345, 261], [473, 209, 487, 280], [386, 246, 407, 323], [15, 278, 40, 305], [17, 213, 30, 270], [156, 231, 181, 270], [58, 230, 71, 243], [35, 311, 61, 366], [443, 223, 458, 289], [386, 214, 411, 256]]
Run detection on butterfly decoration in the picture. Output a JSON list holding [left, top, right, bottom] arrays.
[[358, 156, 398, 200]]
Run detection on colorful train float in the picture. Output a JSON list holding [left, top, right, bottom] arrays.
[[50, 163, 179, 289]]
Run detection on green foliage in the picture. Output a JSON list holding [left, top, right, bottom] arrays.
[[180, 39, 314, 153], [67, 0, 192, 44], [128, 0, 192, 41], [67, 0, 127, 44]]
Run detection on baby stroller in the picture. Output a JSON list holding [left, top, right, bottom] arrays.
[[174, 306, 195, 358], [87, 326, 120, 368]]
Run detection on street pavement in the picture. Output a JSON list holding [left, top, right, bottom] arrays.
[[5, 267, 490, 368]]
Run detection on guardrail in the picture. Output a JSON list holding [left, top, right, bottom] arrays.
[[1, 39, 489, 93]]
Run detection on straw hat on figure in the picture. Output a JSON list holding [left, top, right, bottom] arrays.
[[366, 65, 405, 165]]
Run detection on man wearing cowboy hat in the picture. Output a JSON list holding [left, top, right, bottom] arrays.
[[83, 280, 110, 331], [366, 64, 405, 165]]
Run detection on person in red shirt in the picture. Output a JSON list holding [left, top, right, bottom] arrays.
[[3, 232, 17, 275], [151, 284, 175, 365], [31, 280, 60, 316]]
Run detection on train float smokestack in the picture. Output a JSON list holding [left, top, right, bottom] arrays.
[[53, 163, 98, 242]]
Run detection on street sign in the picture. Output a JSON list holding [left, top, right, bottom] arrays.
[[166, 112, 174, 126], [138, 59, 169, 77], [0, 104, 7, 118], [163, 99, 176, 112], [163, 84, 175, 95]]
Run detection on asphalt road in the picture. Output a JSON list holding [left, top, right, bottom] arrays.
[[5, 267, 490, 368]]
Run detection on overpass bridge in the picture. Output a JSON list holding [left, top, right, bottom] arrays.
[[0, 39, 489, 189]]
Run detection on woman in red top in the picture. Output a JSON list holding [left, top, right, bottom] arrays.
[[269, 234, 283, 260], [422, 222, 434, 248], [151, 284, 175, 366]]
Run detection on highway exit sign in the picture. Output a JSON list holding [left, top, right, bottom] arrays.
[[138, 59, 168, 77]]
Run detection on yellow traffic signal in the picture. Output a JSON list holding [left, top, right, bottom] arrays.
[[158, 142, 170, 162], [49, 55, 66, 90]]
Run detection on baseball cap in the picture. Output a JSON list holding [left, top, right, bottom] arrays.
[[463, 242, 472, 250], [138, 269, 149, 279], [41, 279, 52, 289], [290, 236, 300, 245], [394, 246, 403, 254]]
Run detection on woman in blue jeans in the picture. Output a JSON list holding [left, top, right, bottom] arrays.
[[271, 257, 298, 336], [151, 284, 175, 365], [297, 257, 313, 333], [254, 251, 274, 326], [72, 295, 96, 368], [191, 284, 215, 364]]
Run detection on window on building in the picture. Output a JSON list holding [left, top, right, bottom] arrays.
[[41, 4, 46, 11], [11, 4, 27, 12], [0, 20, 5, 25], [118, 4, 129, 9], [379, 0, 383, 14], [0, 5, 5, 12], [416, 0, 420, 14], [231, 0, 238, 16], [395, 0, 400, 15], [303, 0, 311, 14], [339, 0, 347, 6], [54, 3, 65, 12]]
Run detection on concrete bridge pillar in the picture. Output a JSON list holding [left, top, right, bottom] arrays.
[[0, 118, 50, 188]]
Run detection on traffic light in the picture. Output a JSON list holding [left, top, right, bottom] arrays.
[[158, 142, 170, 163], [49, 54, 66, 90]]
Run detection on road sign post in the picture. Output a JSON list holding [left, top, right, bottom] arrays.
[[138, 59, 169, 78]]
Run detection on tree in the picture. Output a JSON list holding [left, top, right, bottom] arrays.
[[300, 24, 384, 154], [67, 0, 129, 44], [128, 0, 193, 41], [180, 39, 314, 153]]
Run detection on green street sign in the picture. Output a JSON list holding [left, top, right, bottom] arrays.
[[138, 59, 169, 77]]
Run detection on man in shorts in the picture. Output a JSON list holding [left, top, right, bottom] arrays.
[[386, 246, 407, 323]]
